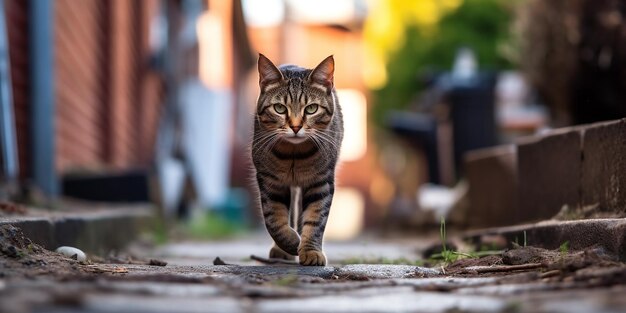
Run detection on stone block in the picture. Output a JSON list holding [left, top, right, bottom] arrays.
[[464, 145, 518, 228], [54, 217, 87, 250], [54, 208, 153, 255], [464, 218, 626, 261], [1, 205, 153, 255], [0, 217, 55, 249], [517, 128, 582, 222], [581, 118, 626, 215]]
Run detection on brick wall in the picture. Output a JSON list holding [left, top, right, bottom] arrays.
[[6, 0, 30, 178], [104, 0, 144, 168], [54, 0, 109, 172], [5, 0, 164, 180]]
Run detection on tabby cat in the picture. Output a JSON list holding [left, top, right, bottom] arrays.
[[252, 54, 344, 266]]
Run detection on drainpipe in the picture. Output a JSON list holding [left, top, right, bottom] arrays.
[[29, 0, 57, 195], [0, 0, 18, 186]]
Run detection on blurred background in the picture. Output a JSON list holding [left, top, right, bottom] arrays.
[[0, 0, 624, 241]]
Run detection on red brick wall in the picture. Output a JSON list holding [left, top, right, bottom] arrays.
[[55, 0, 109, 172], [54, 0, 163, 173], [106, 0, 137, 168], [6, 0, 30, 178], [6, 0, 164, 177]]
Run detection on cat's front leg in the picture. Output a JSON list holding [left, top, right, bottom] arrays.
[[298, 179, 334, 266], [258, 177, 300, 256]]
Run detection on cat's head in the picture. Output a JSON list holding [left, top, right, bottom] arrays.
[[256, 54, 336, 144]]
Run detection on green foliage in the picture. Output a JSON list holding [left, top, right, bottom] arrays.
[[372, 0, 514, 125], [440, 217, 447, 251], [187, 211, 245, 239], [429, 216, 503, 264], [512, 230, 528, 248], [150, 217, 169, 245], [559, 241, 570, 256], [434, 216, 463, 264]]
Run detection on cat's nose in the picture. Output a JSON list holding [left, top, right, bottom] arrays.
[[290, 125, 302, 134]]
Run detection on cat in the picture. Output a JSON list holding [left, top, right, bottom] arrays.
[[251, 54, 344, 266]]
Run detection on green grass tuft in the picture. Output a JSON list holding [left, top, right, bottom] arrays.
[[186, 211, 245, 239], [559, 241, 570, 256], [428, 217, 504, 265]]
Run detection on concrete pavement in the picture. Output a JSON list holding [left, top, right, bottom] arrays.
[[2, 230, 626, 313]]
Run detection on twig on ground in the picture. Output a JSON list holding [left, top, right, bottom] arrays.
[[83, 265, 129, 274], [540, 269, 561, 278], [467, 263, 543, 274], [250, 254, 299, 265]]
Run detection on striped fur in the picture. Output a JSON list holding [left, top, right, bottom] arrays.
[[252, 54, 343, 266]]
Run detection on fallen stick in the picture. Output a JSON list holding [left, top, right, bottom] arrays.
[[250, 254, 299, 265], [83, 265, 129, 274], [467, 263, 543, 274], [539, 269, 561, 278]]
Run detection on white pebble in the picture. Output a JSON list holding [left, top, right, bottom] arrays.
[[55, 246, 87, 262]]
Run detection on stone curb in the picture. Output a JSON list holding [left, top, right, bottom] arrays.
[[0, 206, 154, 255], [463, 218, 626, 260], [463, 118, 626, 228]]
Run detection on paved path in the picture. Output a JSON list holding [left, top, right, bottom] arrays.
[[148, 234, 432, 266], [2, 235, 626, 313]]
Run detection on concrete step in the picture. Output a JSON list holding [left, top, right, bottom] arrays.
[[464, 218, 626, 260], [463, 118, 626, 228], [0, 204, 154, 255]]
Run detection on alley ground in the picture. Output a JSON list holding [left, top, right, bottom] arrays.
[[2, 224, 626, 313]]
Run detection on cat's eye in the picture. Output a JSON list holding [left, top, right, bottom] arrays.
[[273, 103, 287, 114], [305, 104, 318, 114]]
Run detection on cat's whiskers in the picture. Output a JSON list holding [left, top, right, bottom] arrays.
[[309, 133, 338, 161], [315, 128, 342, 134], [254, 131, 281, 151], [311, 130, 340, 151], [253, 131, 275, 142], [308, 135, 328, 159], [314, 138, 338, 158], [313, 129, 340, 139], [253, 132, 277, 147], [313, 130, 342, 147], [308, 135, 322, 151]]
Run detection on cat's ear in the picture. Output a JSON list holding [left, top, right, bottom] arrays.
[[309, 55, 334, 89], [258, 54, 283, 89]]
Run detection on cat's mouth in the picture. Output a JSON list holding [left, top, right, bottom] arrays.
[[280, 126, 308, 144], [282, 129, 308, 144], [282, 134, 308, 144]]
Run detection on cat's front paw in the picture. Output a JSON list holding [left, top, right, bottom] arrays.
[[298, 249, 326, 266], [269, 245, 296, 260]]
